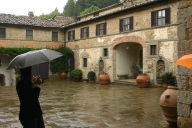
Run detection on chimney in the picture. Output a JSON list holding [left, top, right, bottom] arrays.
[[28, 11, 34, 18]]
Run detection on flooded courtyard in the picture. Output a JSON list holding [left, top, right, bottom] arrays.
[[0, 79, 168, 128]]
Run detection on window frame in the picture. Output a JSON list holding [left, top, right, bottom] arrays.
[[52, 31, 58, 42], [0, 28, 6, 39], [150, 45, 157, 55], [96, 23, 106, 36], [68, 30, 75, 41], [83, 57, 88, 68], [120, 16, 133, 32], [26, 29, 33, 40], [151, 8, 171, 27], [80, 27, 89, 39]]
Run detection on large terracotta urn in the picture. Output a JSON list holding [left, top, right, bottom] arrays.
[[99, 73, 110, 85], [136, 73, 150, 88], [159, 86, 178, 126], [59, 72, 67, 79]]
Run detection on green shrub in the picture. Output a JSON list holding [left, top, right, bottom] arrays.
[[87, 71, 96, 81], [161, 72, 177, 86], [70, 69, 83, 81]]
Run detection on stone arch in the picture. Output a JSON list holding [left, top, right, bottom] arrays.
[[111, 36, 145, 49]]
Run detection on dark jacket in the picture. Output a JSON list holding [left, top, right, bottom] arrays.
[[16, 80, 42, 121]]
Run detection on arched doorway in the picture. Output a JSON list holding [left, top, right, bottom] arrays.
[[115, 42, 143, 79], [156, 60, 165, 84]]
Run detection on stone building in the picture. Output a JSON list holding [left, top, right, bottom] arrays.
[[64, 0, 179, 85], [177, 0, 192, 127], [0, 13, 73, 86]]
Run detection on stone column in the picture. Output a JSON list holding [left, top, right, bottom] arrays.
[[177, 1, 192, 127]]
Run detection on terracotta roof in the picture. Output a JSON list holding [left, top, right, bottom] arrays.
[[0, 13, 72, 28]]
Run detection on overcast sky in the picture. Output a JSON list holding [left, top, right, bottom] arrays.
[[0, 0, 68, 16]]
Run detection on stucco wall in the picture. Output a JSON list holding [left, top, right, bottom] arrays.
[[0, 25, 64, 48]]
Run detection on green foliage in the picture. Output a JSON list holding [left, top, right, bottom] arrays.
[[161, 72, 177, 86], [70, 69, 83, 81], [50, 47, 73, 73], [0, 47, 37, 57], [80, 5, 100, 16], [63, 0, 76, 17], [87, 71, 96, 81], [37, 8, 61, 19]]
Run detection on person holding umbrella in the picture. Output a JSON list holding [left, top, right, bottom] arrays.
[[16, 67, 45, 128], [7, 49, 63, 128]]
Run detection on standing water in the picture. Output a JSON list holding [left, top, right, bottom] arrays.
[[0, 79, 168, 128]]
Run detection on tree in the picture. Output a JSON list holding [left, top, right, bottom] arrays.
[[37, 8, 60, 19], [80, 5, 100, 16], [63, 0, 76, 17]]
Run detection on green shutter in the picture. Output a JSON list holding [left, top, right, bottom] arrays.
[[165, 8, 171, 24], [130, 17, 134, 30], [120, 19, 123, 32], [151, 11, 157, 27]]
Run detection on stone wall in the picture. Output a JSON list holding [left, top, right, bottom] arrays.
[[177, 0, 192, 127], [66, 1, 178, 84]]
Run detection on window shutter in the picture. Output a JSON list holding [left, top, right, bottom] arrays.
[[80, 28, 83, 39], [151, 11, 157, 27], [130, 17, 134, 30], [120, 19, 123, 32], [96, 24, 99, 36], [68, 32, 70, 41], [165, 8, 171, 24], [104, 23, 107, 35], [87, 27, 89, 38]]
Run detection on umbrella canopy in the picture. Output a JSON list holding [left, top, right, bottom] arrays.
[[7, 49, 63, 69], [176, 54, 192, 69]]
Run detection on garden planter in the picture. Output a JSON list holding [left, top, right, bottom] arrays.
[[159, 86, 178, 126], [136, 74, 150, 88], [99, 74, 110, 85], [59, 72, 67, 79]]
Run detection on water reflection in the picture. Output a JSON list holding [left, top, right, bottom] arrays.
[[0, 79, 168, 128]]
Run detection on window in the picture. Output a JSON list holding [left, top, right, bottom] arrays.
[[68, 30, 75, 41], [83, 57, 87, 67], [150, 45, 157, 55], [151, 8, 170, 27], [81, 27, 89, 39], [52, 32, 58, 41], [96, 23, 106, 36], [103, 48, 108, 57], [120, 17, 133, 32], [0, 28, 6, 39], [26, 29, 33, 40]]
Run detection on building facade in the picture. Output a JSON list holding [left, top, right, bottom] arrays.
[[64, 0, 179, 85], [0, 13, 71, 86]]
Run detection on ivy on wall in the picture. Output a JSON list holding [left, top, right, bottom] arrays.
[[0, 47, 74, 73]]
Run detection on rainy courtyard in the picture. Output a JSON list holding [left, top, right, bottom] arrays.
[[0, 79, 168, 128]]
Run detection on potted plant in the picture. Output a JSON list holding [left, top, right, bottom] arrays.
[[161, 72, 177, 88], [99, 73, 110, 85], [159, 72, 177, 126], [59, 71, 68, 79], [70, 69, 83, 82], [136, 73, 150, 88], [87, 71, 96, 83]]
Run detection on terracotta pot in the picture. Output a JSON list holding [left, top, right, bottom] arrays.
[[59, 72, 67, 79], [159, 86, 178, 126], [136, 74, 150, 88], [99, 74, 110, 85]]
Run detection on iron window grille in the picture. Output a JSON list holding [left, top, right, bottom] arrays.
[[150, 45, 157, 55], [83, 57, 88, 67]]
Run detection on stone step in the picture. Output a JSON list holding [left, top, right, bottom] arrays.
[[112, 80, 137, 86]]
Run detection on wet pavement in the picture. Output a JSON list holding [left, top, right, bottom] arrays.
[[0, 79, 168, 128]]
